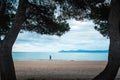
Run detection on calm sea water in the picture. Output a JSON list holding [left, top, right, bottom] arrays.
[[12, 52, 108, 61]]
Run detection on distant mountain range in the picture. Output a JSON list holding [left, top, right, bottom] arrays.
[[59, 49, 108, 53]]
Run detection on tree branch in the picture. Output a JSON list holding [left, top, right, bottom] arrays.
[[27, 1, 48, 14], [3, 0, 28, 47]]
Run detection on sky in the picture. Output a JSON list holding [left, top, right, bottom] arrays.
[[13, 19, 109, 52]]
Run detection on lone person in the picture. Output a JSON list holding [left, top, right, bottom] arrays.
[[49, 55, 52, 60]]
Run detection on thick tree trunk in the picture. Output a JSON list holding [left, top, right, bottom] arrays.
[[0, 45, 16, 80], [93, 45, 120, 80], [93, 40, 120, 80], [0, 0, 28, 80], [93, 0, 120, 80]]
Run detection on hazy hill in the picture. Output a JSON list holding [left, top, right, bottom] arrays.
[[59, 50, 108, 53]]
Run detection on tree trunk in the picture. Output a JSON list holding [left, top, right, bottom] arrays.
[[0, 44, 16, 80], [93, 47, 120, 80], [0, 0, 28, 80], [93, 0, 120, 80], [93, 40, 120, 80]]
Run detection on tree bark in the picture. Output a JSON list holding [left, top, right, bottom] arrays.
[[4, 0, 28, 47], [93, 0, 120, 80], [0, 45, 16, 80], [93, 58, 119, 80], [0, 0, 28, 80]]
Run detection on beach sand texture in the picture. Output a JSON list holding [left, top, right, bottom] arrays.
[[14, 60, 120, 80]]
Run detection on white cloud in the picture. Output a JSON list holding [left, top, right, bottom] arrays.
[[13, 19, 109, 52]]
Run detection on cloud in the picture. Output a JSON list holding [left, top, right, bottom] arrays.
[[13, 19, 109, 52]]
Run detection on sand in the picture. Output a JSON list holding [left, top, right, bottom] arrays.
[[14, 60, 120, 80]]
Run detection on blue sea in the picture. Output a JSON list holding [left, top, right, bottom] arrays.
[[12, 52, 108, 61]]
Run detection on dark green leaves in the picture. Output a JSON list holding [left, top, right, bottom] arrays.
[[0, 0, 70, 37], [0, 0, 111, 37], [89, 2, 110, 37], [55, 0, 110, 37], [22, 1, 70, 36]]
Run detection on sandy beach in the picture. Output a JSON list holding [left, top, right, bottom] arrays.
[[14, 60, 120, 80]]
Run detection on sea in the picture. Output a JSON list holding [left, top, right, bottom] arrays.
[[12, 51, 108, 61]]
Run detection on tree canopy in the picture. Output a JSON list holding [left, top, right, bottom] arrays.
[[0, 0, 111, 38], [0, 0, 70, 38], [55, 0, 110, 37]]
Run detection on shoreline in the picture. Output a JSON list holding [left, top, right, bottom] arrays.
[[13, 60, 119, 80], [14, 59, 107, 61]]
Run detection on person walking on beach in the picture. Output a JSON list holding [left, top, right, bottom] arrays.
[[49, 55, 52, 60]]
